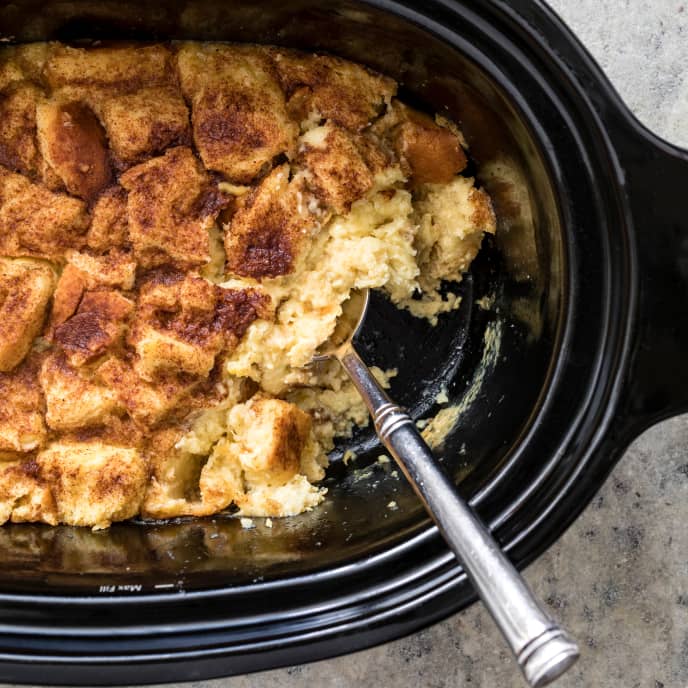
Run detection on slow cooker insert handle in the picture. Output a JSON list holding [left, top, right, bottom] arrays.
[[617, 131, 688, 430]]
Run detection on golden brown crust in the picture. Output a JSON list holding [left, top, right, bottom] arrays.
[[389, 102, 467, 186], [39, 352, 121, 432], [268, 48, 396, 131], [225, 163, 322, 278], [130, 270, 224, 379], [99, 87, 191, 168], [0, 355, 47, 458], [46, 252, 136, 338], [297, 123, 375, 214], [178, 43, 297, 183], [45, 44, 174, 93], [130, 270, 269, 378], [35, 442, 147, 529], [86, 186, 129, 251], [215, 285, 272, 348], [0, 258, 54, 372], [120, 146, 228, 269], [96, 356, 199, 427], [35, 99, 112, 201], [54, 289, 133, 367], [0, 166, 89, 259]]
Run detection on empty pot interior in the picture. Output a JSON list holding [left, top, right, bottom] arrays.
[[0, 0, 563, 593]]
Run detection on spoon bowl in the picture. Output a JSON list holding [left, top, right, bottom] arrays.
[[314, 289, 370, 362]]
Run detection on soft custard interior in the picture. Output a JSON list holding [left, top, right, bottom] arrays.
[[0, 42, 495, 528]]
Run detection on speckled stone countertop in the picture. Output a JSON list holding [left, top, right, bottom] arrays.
[[6, 2, 688, 688]]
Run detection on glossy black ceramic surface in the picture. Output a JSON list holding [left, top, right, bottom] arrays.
[[0, 0, 686, 684]]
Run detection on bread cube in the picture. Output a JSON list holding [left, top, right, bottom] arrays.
[[0, 356, 46, 458], [53, 289, 133, 367], [177, 43, 297, 182], [40, 353, 121, 431], [120, 146, 228, 268], [414, 176, 496, 289], [135, 328, 219, 381], [0, 167, 89, 259], [388, 102, 467, 186], [46, 263, 87, 334], [0, 52, 23, 93], [297, 122, 374, 214], [65, 249, 136, 290], [225, 163, 321, 278], [131, 272, 221, 379], [214, 285, 272, 350], [44, 44, 173, 92], [232, 398, 311, 486], [131, 271, 269, 379], [0, 258, 54, 371], [269, 49, 396, 131], [99, 86, 191, 167], [97, 357, 198, 426], [36, 99, 112, 201], [36, 442, 147, 529], [86, 186, 129, 251], [0, 460, 57, 525]]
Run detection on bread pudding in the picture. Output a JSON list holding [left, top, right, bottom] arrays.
[[0, 42, 496, 529]]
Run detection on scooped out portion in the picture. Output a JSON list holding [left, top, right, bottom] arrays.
[[0, 41, 496, 529]]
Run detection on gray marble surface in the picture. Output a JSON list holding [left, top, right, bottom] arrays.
[[5, 2, 688, 688]]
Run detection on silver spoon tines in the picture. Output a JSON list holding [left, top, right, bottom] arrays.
[[315, 288, 579, 688]]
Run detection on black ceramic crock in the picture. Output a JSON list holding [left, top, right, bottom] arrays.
[[0, 0, 686, 684]]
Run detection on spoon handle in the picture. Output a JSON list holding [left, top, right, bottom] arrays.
[[339, 346, 579, 688]]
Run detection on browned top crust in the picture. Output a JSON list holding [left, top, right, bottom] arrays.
[[0, 166, 89, 259], [267, 48, 397, 131], [0, 258, 54, 372], [0, 41, 475, 527], [0, 81, 45, 179], [36, 99, 112, 201], [225, 163, 322, 279], [54, 289, 133, 367], [215, 286, 272, 347], [296, 122, 375, 215], [99, 87, 191, 169], [129, 269, 269, 379], [44, 44, 174, 92], [120, 146, 228, 269], [177, 43, 298, 183]]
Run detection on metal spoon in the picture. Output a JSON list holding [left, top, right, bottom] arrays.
[[314, 289, 579, 688]]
